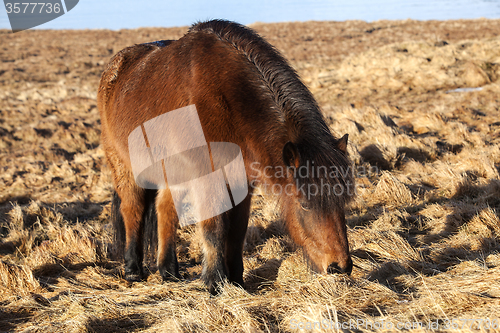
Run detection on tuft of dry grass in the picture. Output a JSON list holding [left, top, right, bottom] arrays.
[[1, 19, 500, 332], [0, 261, 42, 297]]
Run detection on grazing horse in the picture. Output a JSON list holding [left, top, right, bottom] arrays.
[[98, 19, 354, 294]]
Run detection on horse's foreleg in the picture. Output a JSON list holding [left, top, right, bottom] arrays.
[[200, 215, 228, 295], [225, 195, 251, 287], [156, 188, 180, 281]]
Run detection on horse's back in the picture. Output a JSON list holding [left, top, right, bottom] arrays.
[[98, 22, 287, 174], [98, 30, 266, 158]]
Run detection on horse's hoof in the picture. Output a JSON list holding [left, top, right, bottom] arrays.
[[208, 287, 218, 296], [230, 280, 245, 290], [206, 279, 226, 296], [124, 272, 143, 282], [160, 272, 181, 282]]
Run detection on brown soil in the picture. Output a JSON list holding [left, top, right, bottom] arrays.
[[1, 19, 500, 332]]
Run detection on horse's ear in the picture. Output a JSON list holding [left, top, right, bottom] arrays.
[[337, 134, 349, 154], [283, 141, 300, 168]]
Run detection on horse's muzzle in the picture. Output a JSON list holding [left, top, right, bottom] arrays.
[[327, 257, 353, 275]]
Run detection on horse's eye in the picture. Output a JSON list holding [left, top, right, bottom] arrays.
[[300, 201, 311, 211]]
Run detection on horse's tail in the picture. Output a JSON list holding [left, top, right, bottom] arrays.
[[111, 191, 125, 260], [110, 190, 158, 264], [142, 189, 159, 265]]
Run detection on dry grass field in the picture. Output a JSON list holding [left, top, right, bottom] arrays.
[[1, 19, 500, 332]]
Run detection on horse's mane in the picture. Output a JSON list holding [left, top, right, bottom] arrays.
[[190, 20, 328, 140], [189, 20, 354, 208]]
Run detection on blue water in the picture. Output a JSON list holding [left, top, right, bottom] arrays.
[[1, 0, 500, 30]]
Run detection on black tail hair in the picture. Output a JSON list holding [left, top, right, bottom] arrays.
[[110, 190, 158, 266], [143, 189, 158, 266], [111, 191, 125, 260]]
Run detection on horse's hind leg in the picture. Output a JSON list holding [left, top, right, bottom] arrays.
[[106, 148, 146, 281], [156, 188, 180, 281], [121, 188, 146, 281], [225, 195, 251, 287]]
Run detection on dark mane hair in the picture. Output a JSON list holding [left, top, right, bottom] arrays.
[[190, 20, 354, 210], [189, 20, 326, 141]]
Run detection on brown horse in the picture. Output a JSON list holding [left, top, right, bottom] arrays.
[[98, 19, 354, 294]]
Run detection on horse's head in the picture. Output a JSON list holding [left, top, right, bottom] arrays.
[[281, 134, 354, 275]]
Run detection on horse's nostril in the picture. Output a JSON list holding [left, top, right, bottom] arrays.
[[327, 258, 353, 275], [327, 263, 341, 274], [344, 258, 353, 275]]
